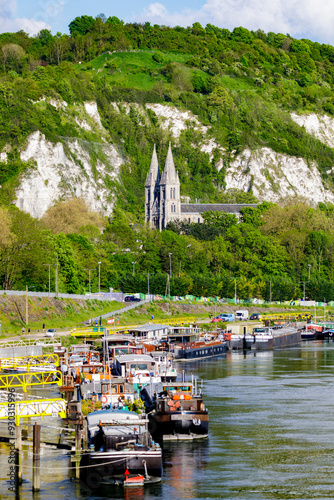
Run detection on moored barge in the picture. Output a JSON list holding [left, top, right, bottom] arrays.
[[80, 409, 162, 487], [141, 379, 209, 441]]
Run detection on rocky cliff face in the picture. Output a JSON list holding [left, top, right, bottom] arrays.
[[4, 101, 334, 218], [141, 103, 334, 204], [11, 100, 124, 218]]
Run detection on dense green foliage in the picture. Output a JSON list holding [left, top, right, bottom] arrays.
[[1, 200, 334, 301]]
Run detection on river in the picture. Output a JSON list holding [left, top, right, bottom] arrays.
[[1, 341, 334, 499]]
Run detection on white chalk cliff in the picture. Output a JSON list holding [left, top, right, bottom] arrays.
[[4, 101, 334, 218], [141, 103, 334, 204], [12, 100, 123, 218]]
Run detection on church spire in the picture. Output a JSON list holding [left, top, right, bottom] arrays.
[[145, 144, 160, 186], [163, 142, 177, 180]]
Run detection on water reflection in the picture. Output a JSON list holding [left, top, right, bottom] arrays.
[[161, 440, 209, 499]]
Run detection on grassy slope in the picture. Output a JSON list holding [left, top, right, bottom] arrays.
[[0, 295, 122, 336], [79, 50, 200, 91]]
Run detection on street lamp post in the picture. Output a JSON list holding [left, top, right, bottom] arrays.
[[43, 263, 55, 297], [169, 253, 172, 278], [98, 262, 102, 293], [300, 281, 306, 301], [26, 284, 28, 326], [143, 272, 154, 299], [299, 281, 309, 301], [84, 268, 96, 294], [132, 261, 136, 277]]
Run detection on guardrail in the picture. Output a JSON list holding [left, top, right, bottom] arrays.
[[0, 338, 62, 348], [261, 312, 312, 321], [0, 354, 59, 370], [151, 317, 197, 325], [0, 371, 62, 391], [0, 398, 66, 424]]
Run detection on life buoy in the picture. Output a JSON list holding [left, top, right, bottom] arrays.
[[173, 394, 191, 401], [101, 395, 108, 404], [225, 333, 231, 341]]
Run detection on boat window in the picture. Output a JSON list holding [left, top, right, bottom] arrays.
[[130, 364, 148, 370]]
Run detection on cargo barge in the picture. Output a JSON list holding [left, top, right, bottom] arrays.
[[225, 326, 301, 350]]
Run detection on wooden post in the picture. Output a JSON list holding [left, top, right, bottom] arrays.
[[82, 418, 87, 451], [15, 424, 22, 486], [32, 422, 40, 491], [75, 423, 81, 479]]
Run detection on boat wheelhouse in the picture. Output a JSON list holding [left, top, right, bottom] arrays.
[[141, 378, 209, 441]]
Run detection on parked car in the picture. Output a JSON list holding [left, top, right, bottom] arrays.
[[250, 313, 262, 320], [45, 328, 56, 338], [211, 316, 223, 323], [124, 295, 141, 302], [220, 313, 235, 322]]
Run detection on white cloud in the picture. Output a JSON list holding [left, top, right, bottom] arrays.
[[145, 3, 168, 17], [139, 0, 334, 44], [15, 18, 50, 35], [0, 0, 51, 36]]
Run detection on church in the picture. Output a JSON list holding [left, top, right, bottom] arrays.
[[145, 144, 257, 230]]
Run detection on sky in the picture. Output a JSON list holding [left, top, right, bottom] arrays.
[[0, 0, 334, 45]]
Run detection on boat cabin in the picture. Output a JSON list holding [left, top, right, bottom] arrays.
[[112, 354, 161, 389], [166, 326, 201, 344]]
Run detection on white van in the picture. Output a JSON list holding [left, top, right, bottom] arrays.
[[235, 310, 249, 321]]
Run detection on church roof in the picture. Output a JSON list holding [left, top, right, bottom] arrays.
[[181, 203, 258, 214]]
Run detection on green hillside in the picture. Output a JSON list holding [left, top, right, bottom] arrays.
[[2, 18, 334, 300]]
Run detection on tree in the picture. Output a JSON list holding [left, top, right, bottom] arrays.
[[202, 211, 238, 230], [0, 208, 52, 290], [69, 16, 96, 36], [41, 198, 105, 235], [0, 207, 14, 249], [1, 44, 25, 72]]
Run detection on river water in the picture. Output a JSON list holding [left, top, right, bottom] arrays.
[[2, 341, 334, 499]]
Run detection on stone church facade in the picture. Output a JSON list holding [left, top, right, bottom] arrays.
[[145, 144, 257, 230]]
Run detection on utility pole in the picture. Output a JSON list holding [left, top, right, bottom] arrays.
[[169, 253, 172, 278], [270, 280, 272, 303], [234, 278, 237, 305], [55, 255, 59, 298], [165, 274, 170, 299], [299, 281, 309, 301], [43, 263, 55, 297], [25, 285, 28, 326], [143, 272, 154, 299], [98, 261, 102, 292], [84, 268, 96, 294]]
